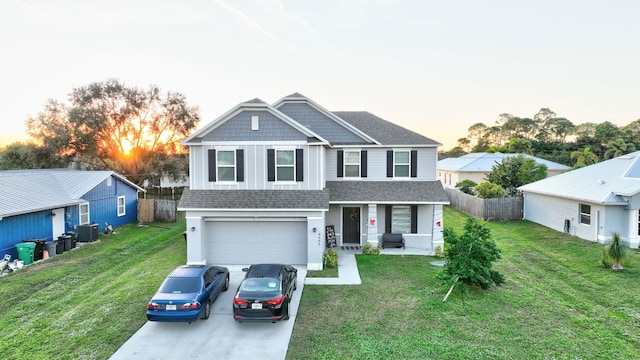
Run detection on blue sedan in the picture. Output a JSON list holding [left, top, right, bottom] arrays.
[[147, 264, 229, 323]]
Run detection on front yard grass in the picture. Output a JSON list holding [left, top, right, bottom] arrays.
[[0, 222, 186, 360], [287, 206, 640, 359]]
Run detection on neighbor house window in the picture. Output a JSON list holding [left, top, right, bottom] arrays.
[[344, 151, 361, 178], [217, 150, 236, 182], [394, 151, 410, 177], [276, 149, 295, 181], [117, 196, 126, 216], [637, 210, 640, 236], [80, 203, 90, 224], [579, 204, 591, 225]]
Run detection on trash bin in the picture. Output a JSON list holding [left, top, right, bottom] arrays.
[[59, 235, 72, 251], [55, 238, 65, 254], [16, 242, 36, 265], [45, 241, 58, 258], [23, 239, 46, 261], [64, 232, 78, 249]]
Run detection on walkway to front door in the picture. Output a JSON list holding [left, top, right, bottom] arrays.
[[342, 207, 360, 244]]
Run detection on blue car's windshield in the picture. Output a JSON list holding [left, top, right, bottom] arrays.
[[240, 277, 280, 292], [159, 277, 201, 294]]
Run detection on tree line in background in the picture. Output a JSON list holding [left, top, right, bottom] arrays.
[[0, 79, 198, 185], [441, 108, 639, 168]]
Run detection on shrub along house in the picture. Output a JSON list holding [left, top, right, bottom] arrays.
[[179, 93, 449, 270], [0, 169, 143, 260]]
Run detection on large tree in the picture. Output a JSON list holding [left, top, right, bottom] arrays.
[[26, 79, 200, 185], [485, 155, 547, 196], [0, 142, 68, 170]]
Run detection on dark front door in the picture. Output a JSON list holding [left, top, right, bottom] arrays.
[[342, 207, 361, 244]]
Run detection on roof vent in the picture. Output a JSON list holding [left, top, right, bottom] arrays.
[[598, 179, 605, 185]]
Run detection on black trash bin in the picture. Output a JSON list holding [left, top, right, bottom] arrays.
[[64, 232, 78, 249], [59, 235, 72, 251], [55, 238, 65, 254], [23, 239, 46, 261]]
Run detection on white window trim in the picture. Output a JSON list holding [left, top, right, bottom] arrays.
[[344, 150, 361, 178], [394, 150, 411, 178], [579, 203, 591, 225], [79, 203, 90, 225], [275, 148, 296, 183], [216, 149, 237, 183], [117, 196, 126, 217]]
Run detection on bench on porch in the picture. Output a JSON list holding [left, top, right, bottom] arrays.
[[381, 233, 405, 249]]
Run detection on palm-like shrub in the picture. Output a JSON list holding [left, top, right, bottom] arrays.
[[605, 232, 627, 270]]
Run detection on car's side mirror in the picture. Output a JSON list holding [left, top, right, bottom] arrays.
[[242, 267, 249, 272]]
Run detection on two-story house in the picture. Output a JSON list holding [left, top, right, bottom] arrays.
[[178, 93, 449, 270]]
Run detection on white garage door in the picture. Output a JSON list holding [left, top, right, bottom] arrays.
[[205, 220, 307, 265]]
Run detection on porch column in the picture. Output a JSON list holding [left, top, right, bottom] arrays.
[[432, 204, 444, 255], [367, 203, 379, 247]]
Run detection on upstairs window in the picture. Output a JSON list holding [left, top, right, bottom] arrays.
[[579, 204, 591, 225], [387, 150, 417, 178], [217, 150, 236, 182], [267, 149, 303, 182], [344, 151, 361, 178], [394, 151, 410, 177], [208, 149, 244, 182], [337, 150, 367, 178], [276, 150, 295, 182]]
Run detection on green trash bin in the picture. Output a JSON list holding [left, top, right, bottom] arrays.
[[16, 242, 36, 265]]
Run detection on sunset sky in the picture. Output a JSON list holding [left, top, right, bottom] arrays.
[[1, 0, 639, 149]]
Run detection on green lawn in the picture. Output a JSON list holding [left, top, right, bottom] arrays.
[[287, 206, 640, 359], [0, 223, 186, 360], [2, 208, 640, 359]]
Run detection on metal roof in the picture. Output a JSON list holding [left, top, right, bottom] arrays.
[[438, 152, 571, 172], [518, 151, 640, 204], [0, 169, 143, 218]]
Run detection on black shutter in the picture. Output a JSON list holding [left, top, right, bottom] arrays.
[[385, 206, 392, 233], [296, 149, 304, 181], [236, 149, 244, 182], [361, 150, 367, 177], [411, 150, 418, 178], [267, 149, 275, 181], [208, 149, 216, 182], [411, 205, 418, 234], [386, 150, 393, 177], [337, 150, 344, 178]]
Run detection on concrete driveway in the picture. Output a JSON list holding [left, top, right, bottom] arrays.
[[109, 265, 306, 360]]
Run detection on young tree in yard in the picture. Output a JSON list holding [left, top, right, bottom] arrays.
[[605, 232, 627, 270], [474, 182, 505, 198], [26, 79, 200, 185], [484, 155, 547, 196], [455, 179, 477, 195], [439, 218, 505, 294]]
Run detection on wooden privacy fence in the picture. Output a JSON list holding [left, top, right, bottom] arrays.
[[445, 188, 523, 221], [138, 198, 184, 223]]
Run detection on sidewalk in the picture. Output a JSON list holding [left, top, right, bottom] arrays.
[[304, 252, 361, 285]]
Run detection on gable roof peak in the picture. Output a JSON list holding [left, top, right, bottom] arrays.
[[243, 98, 268, 104]]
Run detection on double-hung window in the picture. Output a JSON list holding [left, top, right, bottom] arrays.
[[217, 150, 236, 182], [579, 204, 591, 225], [276, 150, 295, 182], [394, 151, 411, 177], [344, 151, 361, 178], [117, 196, 125, 216], [80, 203, 90, 224]]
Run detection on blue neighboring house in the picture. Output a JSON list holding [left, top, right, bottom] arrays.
[[0, 169, 144, 259]]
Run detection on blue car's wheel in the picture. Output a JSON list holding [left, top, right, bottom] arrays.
[[201, 300, 211, 320], [223, 275, 229, 291]]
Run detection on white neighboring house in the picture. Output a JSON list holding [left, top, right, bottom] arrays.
[[518, 151, 640, 248], [437, 152, 570, 189]]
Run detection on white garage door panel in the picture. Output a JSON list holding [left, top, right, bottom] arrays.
[[206, 221, 307, 265]]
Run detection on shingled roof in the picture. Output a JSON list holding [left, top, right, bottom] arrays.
[[326, 181, 449, 204], [178, 188, 330, 210]]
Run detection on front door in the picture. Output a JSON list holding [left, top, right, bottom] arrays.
[[342, 207, 361, 244]]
